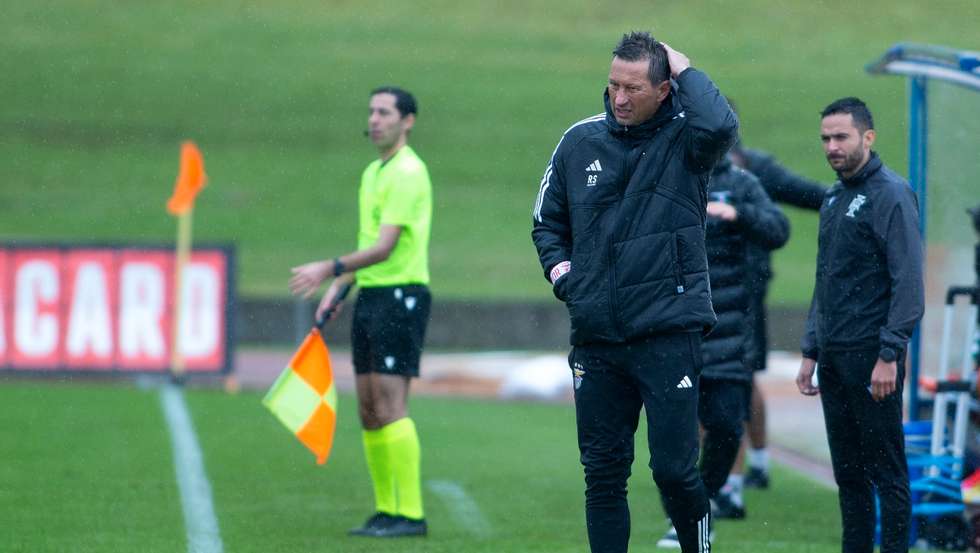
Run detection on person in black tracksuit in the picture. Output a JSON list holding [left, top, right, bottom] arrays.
[[797, 97, 924, 553], [658, 154, 789, 537], [732, 144, 826, 374], [729, 136, 828, 490], [532, 32, 737, 553], [697, 156, 788, 510]]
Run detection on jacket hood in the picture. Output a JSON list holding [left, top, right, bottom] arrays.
[[603, 86, 682, 138], [839, 151, 882, 186]]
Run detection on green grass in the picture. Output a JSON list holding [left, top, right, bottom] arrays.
[[2, 1, 978, 305], [1, 380, 843, 552], [0, 382, 184, 552]]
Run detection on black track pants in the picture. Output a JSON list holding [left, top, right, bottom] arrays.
[[746, 275, 770, 373], [819, 349, 910, 553], [698, 378, 749, 496], [571, 332, 711, 553]]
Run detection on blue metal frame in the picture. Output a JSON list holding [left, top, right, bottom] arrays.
[[867, 43, 980, 93], [867, 44, 980, 418], [908, 76, 928, 417]]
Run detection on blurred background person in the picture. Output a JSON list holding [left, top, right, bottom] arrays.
[[659, 153, 788, 546], [726, 97, 827, 495]]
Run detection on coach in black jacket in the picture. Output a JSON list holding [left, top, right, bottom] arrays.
[[532, 32, 737, 553], [797, 97, 924, 553]]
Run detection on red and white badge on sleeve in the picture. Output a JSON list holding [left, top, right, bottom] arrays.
[[550, 261, 571, 284]]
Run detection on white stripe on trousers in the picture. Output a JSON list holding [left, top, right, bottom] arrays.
[[698, 512, 711, 552]]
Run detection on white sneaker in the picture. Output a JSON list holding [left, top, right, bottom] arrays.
[[656, 524, 681, 549], [656, 520, 714, 549]]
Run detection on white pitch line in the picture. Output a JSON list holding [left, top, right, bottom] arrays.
[[426, 480, 492, 538], [160, 384, 224, 553]]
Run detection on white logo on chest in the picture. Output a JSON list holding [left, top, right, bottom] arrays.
[[845, 194, 867, 218], [585, 159, 602, 187]]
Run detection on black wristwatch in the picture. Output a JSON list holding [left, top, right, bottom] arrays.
[[332, 257, 346, 277], [878, 347, 897, 363]]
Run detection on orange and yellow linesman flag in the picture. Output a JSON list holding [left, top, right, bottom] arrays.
[[262, 329, 338, 464], [167, 141, 208, 216]]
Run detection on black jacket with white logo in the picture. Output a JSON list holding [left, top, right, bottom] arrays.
[[701, 156, 789, 381], [532, 68, 738, 346], [801, 153, 924, 359]]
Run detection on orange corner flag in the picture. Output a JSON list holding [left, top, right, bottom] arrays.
[[167, 141, 207, 216]]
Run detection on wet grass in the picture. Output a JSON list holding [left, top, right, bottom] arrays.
[[0, 380, 843, 552]]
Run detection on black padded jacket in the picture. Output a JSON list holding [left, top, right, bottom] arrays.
[[532, 68, 738, 346], [701, 156, 789, 381]]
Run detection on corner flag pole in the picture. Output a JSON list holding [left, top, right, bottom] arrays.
[[171, 209, 193, 377], [166, 141, 208, 380]]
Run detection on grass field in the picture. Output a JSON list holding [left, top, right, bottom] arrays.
[[0, 380, 843, 552], [2, 1, 978, 305]]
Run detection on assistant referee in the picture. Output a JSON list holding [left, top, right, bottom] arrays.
[[290, 86, 432, 539]]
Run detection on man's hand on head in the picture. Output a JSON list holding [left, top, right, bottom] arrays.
[[660, 43, 690, 79]]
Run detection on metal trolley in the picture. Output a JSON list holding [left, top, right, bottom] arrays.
[[902, 286, 978, 550]]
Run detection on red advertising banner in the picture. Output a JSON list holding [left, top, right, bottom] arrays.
[[0, 249, 10, 367], [0, 244, 234, 374]]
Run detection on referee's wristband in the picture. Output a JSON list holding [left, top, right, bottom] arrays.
[[332, 257, 346, 277]]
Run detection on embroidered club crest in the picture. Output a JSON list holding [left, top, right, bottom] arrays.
[[845, 194, 867, 218], [573, 362, 585, 390]]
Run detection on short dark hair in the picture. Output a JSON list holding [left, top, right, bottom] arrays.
[[821, 97, 874, 132], [612, 31, 669, 85], [371, 86, 417, 117]]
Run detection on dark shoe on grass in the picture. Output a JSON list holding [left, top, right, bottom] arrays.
[[348, 512, 396, 536], [373, 516, 428, 538], [744, 466, 770, 489], [710, 492, 746, 520]]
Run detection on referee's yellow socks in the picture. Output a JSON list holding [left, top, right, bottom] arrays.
[[362, 425, 396, 515], [362, 417, 424, 520]]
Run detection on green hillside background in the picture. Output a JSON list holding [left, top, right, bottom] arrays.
[[2, 1, 977, 305]]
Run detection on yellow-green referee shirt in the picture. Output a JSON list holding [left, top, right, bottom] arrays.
[[356, 145, 432, 287]]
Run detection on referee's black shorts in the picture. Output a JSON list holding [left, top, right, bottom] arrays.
[[351, 284, 431, 378]]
